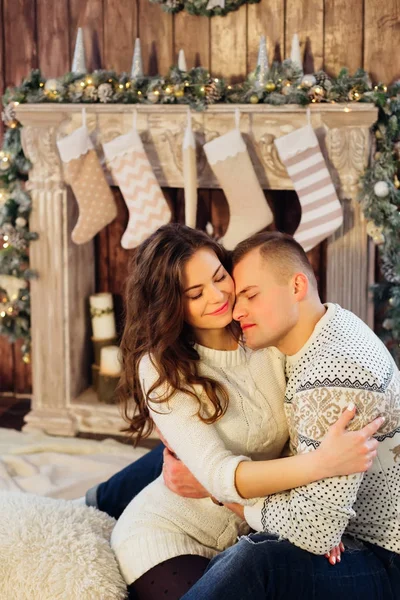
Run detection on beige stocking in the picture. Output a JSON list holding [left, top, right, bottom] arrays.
[[57, 126, 117, 245]]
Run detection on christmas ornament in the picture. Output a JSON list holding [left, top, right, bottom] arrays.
[[0, 151, 11, 171], [71, 28, 87, 74], [250, 94, 259, 104], [44, 79, 63, 97], [348, 88, 362, 101], [389, 297, 399, 308], [57, 120, 117, 244], [1, 224, 27, 250], [374, 181, 390, 198], [131, 38, 143, 80], [203, 112, 273, 250], [15, 217, 27, 228], [274, 120, 343, 252], [0, 274, 27, 300], [308, 85, 325, 102], [383, 318, 394, 330], [22, 353, 30, 364], [0, 186, 10, 205], [394, 175, 400, 189], [174, 85, 185, 98], [98, 83, 113, 103], [254, 35, 269, 89], [103, 122, 171, 248], [301, 74, 316, 89], [148, 90, 160, 103], [366, 221, 384, 239], [265, 81, 276, 92]]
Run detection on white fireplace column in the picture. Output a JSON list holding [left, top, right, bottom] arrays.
[[16, 104, 378, 437]]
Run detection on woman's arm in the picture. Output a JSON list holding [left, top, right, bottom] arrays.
[[235, 404, 381, 498]]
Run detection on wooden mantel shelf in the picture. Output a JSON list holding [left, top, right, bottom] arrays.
[[16, 103, 378, 191], [15, 102, 377, 437]]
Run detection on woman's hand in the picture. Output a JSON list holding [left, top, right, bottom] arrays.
[[325, 541, 345, 566], [318, 403, 384, 478]]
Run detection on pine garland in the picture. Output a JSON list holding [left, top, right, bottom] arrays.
[[150, 0, 260, 18], [1, 64, 399, 364]]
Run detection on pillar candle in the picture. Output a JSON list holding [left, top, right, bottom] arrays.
[[89, 292, 117, 340], [100, 345, 122, 376]]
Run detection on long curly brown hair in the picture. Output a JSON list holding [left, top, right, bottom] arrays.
[[118, 223, 239, 444]]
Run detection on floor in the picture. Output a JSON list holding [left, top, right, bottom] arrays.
[[0, 394, 158, 449]]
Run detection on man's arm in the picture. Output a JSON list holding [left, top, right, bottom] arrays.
[[243, 387, 386, 555]]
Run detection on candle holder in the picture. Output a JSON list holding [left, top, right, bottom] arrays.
[[98, 373, 120, 404], [91, 336, 118, 366]]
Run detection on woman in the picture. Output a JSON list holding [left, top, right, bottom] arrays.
[[111, 223, 378, 600]]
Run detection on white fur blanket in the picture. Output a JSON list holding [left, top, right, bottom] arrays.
[[0, 428, 148, 499]]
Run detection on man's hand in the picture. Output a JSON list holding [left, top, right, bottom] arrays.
[[162, 448, 210, 499]]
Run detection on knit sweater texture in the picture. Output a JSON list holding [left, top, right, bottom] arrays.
[[244, 304, 400, 555], [111, 345, 288, 584]]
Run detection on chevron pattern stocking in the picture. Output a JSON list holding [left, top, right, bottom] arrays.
[[103, 129, 171, 249]]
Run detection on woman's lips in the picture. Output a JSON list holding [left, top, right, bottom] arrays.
[[208, 301, 229, 316], [241, 324, 255, 330]]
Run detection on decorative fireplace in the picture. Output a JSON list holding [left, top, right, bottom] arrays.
[[15, 103, 378, 436]]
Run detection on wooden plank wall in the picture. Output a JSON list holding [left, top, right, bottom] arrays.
[[0, 0, 399, 393]]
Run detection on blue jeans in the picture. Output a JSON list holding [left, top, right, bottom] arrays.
[[86, 443, 165, 519], [181, 533, 400, 600]]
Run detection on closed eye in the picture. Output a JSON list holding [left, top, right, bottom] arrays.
[[215, 273, 227, 283], [247, 294, 258, 300]]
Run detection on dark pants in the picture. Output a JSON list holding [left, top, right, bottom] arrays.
[[181, 533, 400, 600], [86, 443, 165, 520]]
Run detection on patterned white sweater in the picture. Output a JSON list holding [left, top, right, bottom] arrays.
[[112, 344, 289, 583], [244, 303, 400, 555]]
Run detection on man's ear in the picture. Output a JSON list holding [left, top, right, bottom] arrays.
[[293, 272, 308, 302]]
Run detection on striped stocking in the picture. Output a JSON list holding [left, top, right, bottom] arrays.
[[274, 123, 343, 252], [103, 129, 171, 249]]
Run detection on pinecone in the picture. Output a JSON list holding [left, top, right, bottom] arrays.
[[98, 83, 113, 103], [83, 85, 98, 101], [204, 81, 221, 105], [164, 0, 184, 11], [381, 259, 400, 284], [314, 70, 332, 90], [1, 103, 17, 127], [0, 223, 27, 251]]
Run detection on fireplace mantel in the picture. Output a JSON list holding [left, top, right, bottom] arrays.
[[15, 103, 378, 437]]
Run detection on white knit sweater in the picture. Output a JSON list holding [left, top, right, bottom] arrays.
[[111, 344, 288, 584]]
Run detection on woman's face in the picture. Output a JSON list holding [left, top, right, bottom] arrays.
[[182, 248, 235, 332]]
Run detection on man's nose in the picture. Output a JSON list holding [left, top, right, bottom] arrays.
[[233, 302, 246, 322]]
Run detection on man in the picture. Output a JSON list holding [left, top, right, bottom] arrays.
[[87, 231, 400, 598], [179, 231, 400, 599]]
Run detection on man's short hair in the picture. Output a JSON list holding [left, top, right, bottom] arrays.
[[232, 231, 317, 288]]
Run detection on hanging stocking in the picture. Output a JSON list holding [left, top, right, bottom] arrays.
[[182, 110, 198, 228], [103, 115, 171, 249], [57, 113, 117, 245], [203, 110, 273, 250], [274, 115, 343, 252]]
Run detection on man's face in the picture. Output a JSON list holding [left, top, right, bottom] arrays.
[[232, 248, 298, 350]]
